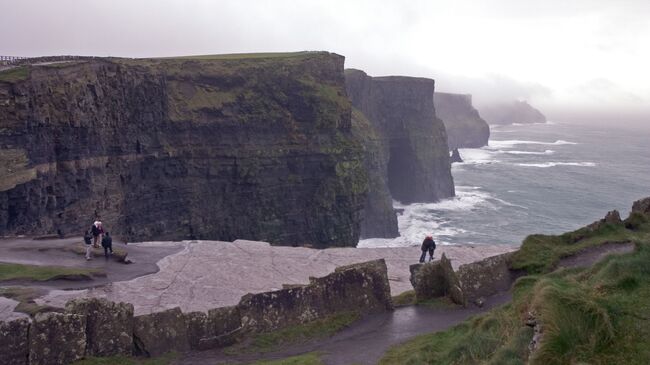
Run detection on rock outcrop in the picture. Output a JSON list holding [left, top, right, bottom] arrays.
[[450, 148, 463, 163], [66, 298, 134, 357], [479, 100, 546, 125], [0, 52, 366, 247], [410, 252, 517, 306], [345, 69, 454, 237], [28, 312, 86, 365], [434, 92, 489, 149], [0, 317, 29, 365]]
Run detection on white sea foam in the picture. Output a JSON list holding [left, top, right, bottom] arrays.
[[489, 139, 577, 149], [501, 149, 555, 155], [515, 162, 596, 168], [359, 187, 522, 248], [455, 148, 500, 165]]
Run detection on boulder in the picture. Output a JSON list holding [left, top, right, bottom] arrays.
[[0, 317, 30, 365], [632, 197, 650, 215], [456, 252, 516, 303], [29, 312, 86, 365], [409, 253, 464, 304], [65, 298, 134, 356], [133, 307, 190, 357]]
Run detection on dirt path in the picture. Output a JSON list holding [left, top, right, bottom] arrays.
[[174, 242, 636, 365]]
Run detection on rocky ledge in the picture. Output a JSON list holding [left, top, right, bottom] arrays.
[[0, 52, 366, 247]]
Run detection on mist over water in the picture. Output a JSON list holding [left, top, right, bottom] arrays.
[[359, 120, 650, 248]]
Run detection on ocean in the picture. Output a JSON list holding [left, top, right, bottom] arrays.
[[359, 121, 650, 248]]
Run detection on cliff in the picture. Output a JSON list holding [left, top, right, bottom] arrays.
[[0, 52, 367, 247], [433, 92, 489, 149], [479, 100, 546, 125], [345, 69, 454, 237]]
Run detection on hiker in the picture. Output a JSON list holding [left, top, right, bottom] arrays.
[[91, 222, 101, 248], [83, 230, 93, 260], [419, 235, 436, 263], [101, 231, 113, 258]]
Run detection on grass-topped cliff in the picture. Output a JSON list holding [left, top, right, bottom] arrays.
[[380, 197, 650, 364], [0, 52, 367, 247]]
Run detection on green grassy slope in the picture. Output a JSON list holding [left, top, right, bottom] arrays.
[[380, 209, 650, 365]]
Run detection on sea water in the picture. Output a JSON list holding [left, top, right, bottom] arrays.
[[359, 121, 650, 248]]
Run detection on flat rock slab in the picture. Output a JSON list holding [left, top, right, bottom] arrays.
[[35, 240, 514, 315]]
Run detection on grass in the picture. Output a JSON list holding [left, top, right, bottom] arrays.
[[509, 213, 649, 274], [378, 218, 650, 365], [0, 286, 61, 316], [392, 290, 417, 307], [72, 352, 177, 365], [225, 311, 359, 355], [0, 262, 103, 282], [160, 51, 323, 61], [246, 353, 324, 365], [0, 66, 30, 82]]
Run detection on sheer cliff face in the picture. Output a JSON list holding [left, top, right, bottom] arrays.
[[479, 100, 546, 125], [434, 93, 490, 149], [345, 69, 454, 237], [0, 53, 367, 247]]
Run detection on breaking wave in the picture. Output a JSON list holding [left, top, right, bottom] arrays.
[[489, 140, 577, 149], [515, 162, 596, 168]]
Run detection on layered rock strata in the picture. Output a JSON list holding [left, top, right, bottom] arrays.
[[434, 92, 490, 149], [0, 52, 366, 247], [345, 69, 455, 237]]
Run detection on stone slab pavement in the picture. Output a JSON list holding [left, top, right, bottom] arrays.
[[34, 240, 515, 315]]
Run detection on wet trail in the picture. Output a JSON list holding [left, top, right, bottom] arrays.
[[175, 242, 635, 365]]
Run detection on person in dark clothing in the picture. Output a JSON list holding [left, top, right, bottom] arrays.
[[83, 230, 93, 260], [91, 224, 101, 248], [419, 235, 436, 263], [101, 232, 113, 258]]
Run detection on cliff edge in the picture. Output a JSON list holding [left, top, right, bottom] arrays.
[[0, 52, 367, 247], [434, 92, 489, 149]]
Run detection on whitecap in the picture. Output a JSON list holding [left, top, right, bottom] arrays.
[[455, 148, 500, 165], [515, 162, 596, 168], [501, 149, 555, 155], [488, 139, 577, 149]]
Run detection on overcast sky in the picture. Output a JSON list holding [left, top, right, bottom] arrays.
[[1, 0, 649, 122]]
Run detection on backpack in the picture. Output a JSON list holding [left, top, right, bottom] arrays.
[[91, 225, 99, 235]]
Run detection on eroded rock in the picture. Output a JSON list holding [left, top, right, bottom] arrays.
[[238, 259, 393, 332], [632, 197, 650, 215], [409, 253, 464, 304], [133, 307, 189, 357], [65, 297, 134, 356], [29, 312, 86, 365], [0, 317, 30, 365], [456, 252, 515, 303]]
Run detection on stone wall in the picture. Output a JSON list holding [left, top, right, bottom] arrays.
[[410, 252, 516, 306], [0, 52, 366, 248], [0, 259, 392, 364]]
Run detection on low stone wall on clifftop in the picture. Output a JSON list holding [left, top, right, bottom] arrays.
[[0, 259, 393, 365]]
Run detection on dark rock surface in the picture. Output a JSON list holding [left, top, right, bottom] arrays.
[[133, 307, 190, 357], [0, 52, 366, 248], [65, 297, 134, 356], [350, 108, 398, 238], [0, 317, 29, 365], [450, 148, 463, 163], [345, 69, 454, 232], [28, 312, 86, 365], [434, 92, 490, 149], [456, 252, 516, 303], [479, 100, 546, 125]]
